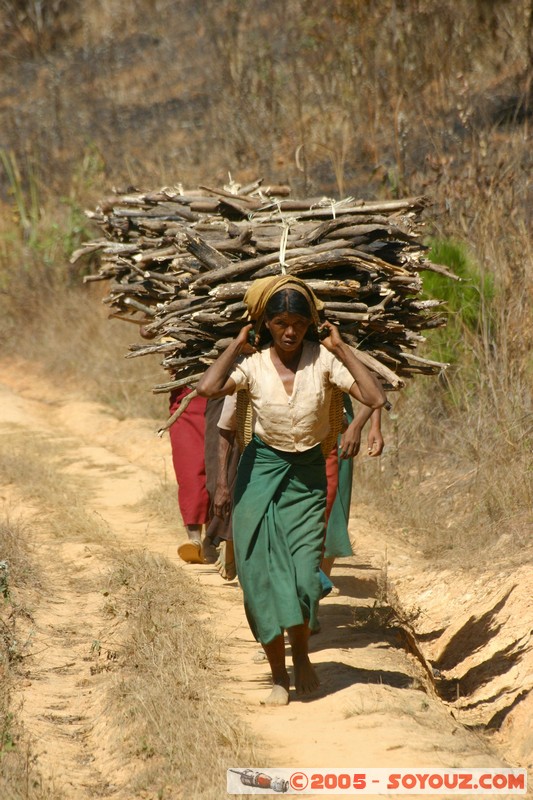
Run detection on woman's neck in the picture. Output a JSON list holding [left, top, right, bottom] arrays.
[[271, 342, 304, 368]]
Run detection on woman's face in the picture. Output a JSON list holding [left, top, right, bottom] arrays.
[[265, 312, 311, 353]]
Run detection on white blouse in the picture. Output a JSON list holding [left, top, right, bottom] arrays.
[[228, 341, 354, 452]]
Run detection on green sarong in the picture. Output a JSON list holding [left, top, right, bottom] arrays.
[[233, 435, 327, 645], [324, 394, 354, 559]]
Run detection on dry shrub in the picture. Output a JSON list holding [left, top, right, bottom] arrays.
[[196, 0, 533, 191], [0, 516, 41, 592], [356, 320, 532, 569], [359, 384, 532, 562], [103, 551, 259, 799]]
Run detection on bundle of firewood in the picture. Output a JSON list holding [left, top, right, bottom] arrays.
[[74, 179, 455, 402]]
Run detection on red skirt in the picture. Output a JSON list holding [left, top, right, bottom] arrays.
[[325, 444, 339, 523], [169, 388, 210, 526]]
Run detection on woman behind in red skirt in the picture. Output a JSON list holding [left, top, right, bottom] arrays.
[[168, 386, 215, 564]]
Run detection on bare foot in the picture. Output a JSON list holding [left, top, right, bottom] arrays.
[[293, 657, 320, 695], [214, 540, 237, 581], [261, 682, 290, 706]]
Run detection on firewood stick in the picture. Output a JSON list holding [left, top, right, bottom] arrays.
[[123, 297, 157, 316], [156, 389, 199, 437], [108, 313, 147, 325], [152, 373, 205, 393], [184, 231, 234, 272], [189, 239, 356, 288]]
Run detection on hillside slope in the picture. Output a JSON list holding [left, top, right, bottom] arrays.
[[1, 0, 531, 196]]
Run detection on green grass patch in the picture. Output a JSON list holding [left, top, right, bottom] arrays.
[[423, 238, 495, 365]]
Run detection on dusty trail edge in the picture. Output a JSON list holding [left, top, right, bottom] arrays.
[[0, 358, 529, 800]]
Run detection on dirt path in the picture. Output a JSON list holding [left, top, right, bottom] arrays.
[[0, 360, 525, 799]]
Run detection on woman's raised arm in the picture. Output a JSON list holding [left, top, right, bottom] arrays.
[[319, 321, 386, 410], [196, 324, 254, 398]]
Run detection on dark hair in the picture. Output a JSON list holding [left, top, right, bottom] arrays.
[[260, 287, 320, 344], [264, 288, 312, 320]]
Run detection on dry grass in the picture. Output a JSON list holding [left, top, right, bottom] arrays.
[[349, 127, 533, 570], [0, 432, 110, 544], [0, 185, 165, 421], [43, 291, 165, 420], [0, 516, 58, 800], [0, 434, 258, 798], [100, 550, 259, 798], [0, 516, 41, 593], [0, 272, 165, 421], [133, 479, 180, 531], [1, 1, 531, 195], [354, 387, 533, 570]]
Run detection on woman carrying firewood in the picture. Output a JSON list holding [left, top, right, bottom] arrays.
[[140, 324, 214, 565], [196, 275, 385, 705]]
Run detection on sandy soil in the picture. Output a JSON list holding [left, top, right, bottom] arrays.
[[0, 359, 529, 799]]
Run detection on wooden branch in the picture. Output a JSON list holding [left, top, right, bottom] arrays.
[[184, 231, 234, 272], [156, 389, 199, 436], [152, 373, 205, 393]]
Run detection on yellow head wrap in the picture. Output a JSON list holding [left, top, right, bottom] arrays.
[[243, 276, 324, 332]]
